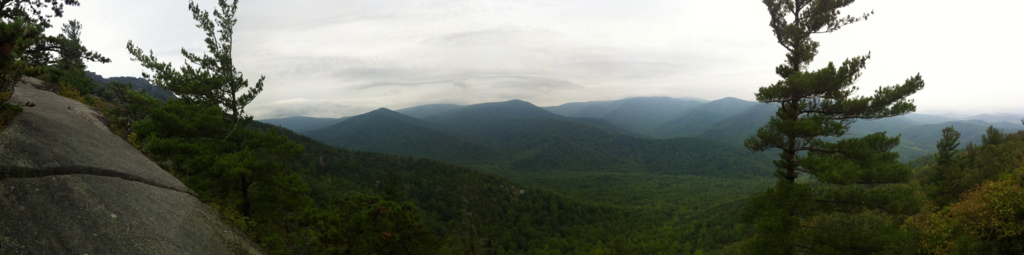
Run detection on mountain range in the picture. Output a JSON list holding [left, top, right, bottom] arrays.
[[256, 96, 1019, 253], [248, 120, 770, 253], [263, 97, 1023, 162], [302, 99, 773, 178]]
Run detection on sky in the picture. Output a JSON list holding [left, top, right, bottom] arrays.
[[57, 0, 1023, 119]]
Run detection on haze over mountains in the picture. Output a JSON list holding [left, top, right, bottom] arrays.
[[262, 96, 1023, 162], [302, 99, 772, 178]]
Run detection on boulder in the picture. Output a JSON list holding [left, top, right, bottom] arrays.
[[0, 77, 263, 254]]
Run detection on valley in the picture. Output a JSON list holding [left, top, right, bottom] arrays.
[[259, 96, 1022, 253], [265, 96, 1024, 165], [6, 0, 1022, 253], [253, 121, 765, 253], [287, 99, 778, 206]]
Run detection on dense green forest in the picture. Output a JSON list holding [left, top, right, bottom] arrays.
[[279, 96, 1021, 164], [262, 121, 768, 254], [108, 1, 772, 254], [300, 101, 777, 211], [303, 101, 775, 178], [4, 0, 1022, 254]]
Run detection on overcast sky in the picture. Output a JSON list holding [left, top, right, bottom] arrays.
[[59, 0, 1022, 119]]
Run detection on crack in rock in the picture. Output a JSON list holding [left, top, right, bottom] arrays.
[[0, 166, 196, 197]]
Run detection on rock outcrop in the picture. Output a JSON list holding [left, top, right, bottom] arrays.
[[0, 77, 263, 254]]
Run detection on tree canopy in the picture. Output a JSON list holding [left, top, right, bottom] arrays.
[[1, 0, 107, 124], [743, 0, 925, 254], [125, 0, 313, 248]]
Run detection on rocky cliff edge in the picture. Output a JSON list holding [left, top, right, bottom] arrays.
[[0, 77, 264, 254]]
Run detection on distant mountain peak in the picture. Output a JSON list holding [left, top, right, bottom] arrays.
[[369, 107, 396, 113], [359, 107, 413, 120], [623, 96, 668, 100], [705, 97, 753, 104], [422, 99, 567, 132], [460, 99, 545, 113], [497, 99, 536, 107], [711, 97, 744, 102], [396, 104, 465, 119]]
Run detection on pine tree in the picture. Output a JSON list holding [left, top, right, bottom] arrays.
[[1, 1, 106, 110], [126, 0, 311, 249], [0, 18, 37, 110], [743, 1, 925, 254], [128, 0, 258, 127], [935, 126, 960, 166], [925, 126, 964, 206], [1, 0, 80, 30], [49, 19, 108, 93], [981, 125, 1003, 146]]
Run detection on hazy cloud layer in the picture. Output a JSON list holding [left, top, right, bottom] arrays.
[[61, 0, 1023, 118]]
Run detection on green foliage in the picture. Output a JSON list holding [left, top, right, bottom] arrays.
[[0, 17, 40, 113], [261, 121, 768, 254], [883, 121, 1021, 161], [920, 126, 966, 206], [55, 81, 85, 103], [744, 0, 924, 253], [0, 97, 30, 128], [798, 210, 909, 255], [103, 76, 175, 100], [917, 179, 1024, 254], [2, 1, 107, 125], [1, 0, 80, 30], [106, 82, 161, 140], [54, 20, 107, 69], [122, 0, 317, 251], [908, 125, 1024, 254], [306, 103, 774, 179], [930, 128, 1022, 197], [32, 19, 109, 94], [299, 193, 440, 255], [981, 125, 1004, 146], [510, 172, 773, 209], [935, 126, 960, 166], [2, 1, 107, 112], [128, 0, 262, 120], [300, 100, 778, 253]]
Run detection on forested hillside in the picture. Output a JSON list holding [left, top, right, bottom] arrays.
[[277, 95, 1022, 164], [706, 123, 1024, 254], [299, 100, 776, 210], [303, 108, 501, 167], [541, 97, 1022, 162], [7, 0, 1021, 254], [260, 121, 771, 254], [85, 71, 176, 101], [910, 126, 1024, 253], [259, 116, 347, 133], [306, 99, 771, 176], [395, 103, 465, 119], [68, 1, 773, 253]]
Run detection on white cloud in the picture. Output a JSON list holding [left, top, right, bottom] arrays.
[[57, 0, 1024, 118]]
